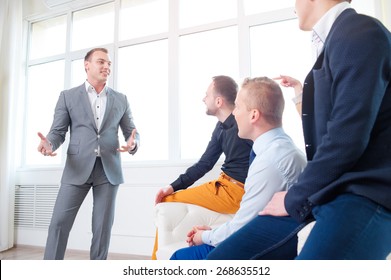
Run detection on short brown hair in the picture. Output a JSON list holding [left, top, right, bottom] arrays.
[[84, 48, 109, 61], [212, 75, 238, 106]]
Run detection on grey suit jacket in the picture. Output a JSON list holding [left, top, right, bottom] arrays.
[[46, 83, 139, 185]]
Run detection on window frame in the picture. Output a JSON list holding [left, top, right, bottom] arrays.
[[21, 0, 307, 169]]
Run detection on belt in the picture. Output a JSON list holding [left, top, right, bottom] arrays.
[[220, 173, 244, 188]]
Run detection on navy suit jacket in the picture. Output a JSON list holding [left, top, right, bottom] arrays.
[[285, 9, 391, 222]]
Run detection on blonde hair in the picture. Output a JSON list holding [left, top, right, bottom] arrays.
[[241, 77, 284, 126]]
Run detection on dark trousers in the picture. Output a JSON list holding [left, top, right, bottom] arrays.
[[207, 215, 304, 260], [298, 194, 391, 260]]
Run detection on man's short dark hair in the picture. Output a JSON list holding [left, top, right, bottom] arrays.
[[212, 75, 238, 106], [84, 48, 109, 61]]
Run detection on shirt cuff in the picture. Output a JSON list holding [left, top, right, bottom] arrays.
[[292, 92, 303, 105], [201, 230, 213, 246], [128, 142, 138, 154]]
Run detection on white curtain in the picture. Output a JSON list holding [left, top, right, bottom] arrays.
[[0, 0, 23, 252]]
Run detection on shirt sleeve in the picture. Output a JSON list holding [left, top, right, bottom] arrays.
[[201, 161, 288, 247]]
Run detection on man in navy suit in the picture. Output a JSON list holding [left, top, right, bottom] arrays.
[[207, 0, 391, 260], [37, 48, 140, 259]]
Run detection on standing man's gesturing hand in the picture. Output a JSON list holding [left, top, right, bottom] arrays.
[[37, 132, 57, 156], [118, 129, 137, 153]]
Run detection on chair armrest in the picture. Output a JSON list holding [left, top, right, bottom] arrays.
[[154, 202, 234, 259]]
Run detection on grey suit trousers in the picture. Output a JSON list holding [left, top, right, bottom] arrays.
[[44, 158, 119, 260]]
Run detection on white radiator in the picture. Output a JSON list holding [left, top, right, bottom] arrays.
[[14, 185, 59, 229]]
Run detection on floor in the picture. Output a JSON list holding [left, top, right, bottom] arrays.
[[0, 245, 150, 260], [3, 245, 389, 261]]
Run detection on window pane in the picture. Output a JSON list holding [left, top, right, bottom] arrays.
[[72, 3, 115, 51], [351, 1, 375, 17], [250, 19, 312, 150], [243, 0, 293, 15], [179, 26, 239, 159], [71, 58, 85, 87], [117, 40, 169, 161], [119, 0, 168, 40], [25, 61, 65, 165], [250, 19, 312, 78], [179, 0, 236, 28], [30, 16, 66, 59]]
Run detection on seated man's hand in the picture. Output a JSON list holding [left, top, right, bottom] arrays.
[[259, 191, 289, 217], [155, 185, 174, 204], [186, 225, 211, 247]]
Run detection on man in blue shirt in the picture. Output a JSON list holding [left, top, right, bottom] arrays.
[[152, 75, 253, 259]]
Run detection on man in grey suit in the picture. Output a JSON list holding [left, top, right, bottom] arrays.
[[37, 47, 139, 260]]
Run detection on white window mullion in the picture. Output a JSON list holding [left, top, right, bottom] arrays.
[[237, 0, 251, 80], [168, 0, 181, 161]]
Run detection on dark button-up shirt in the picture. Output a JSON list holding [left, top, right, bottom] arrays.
[[171, 114, 253, 192]]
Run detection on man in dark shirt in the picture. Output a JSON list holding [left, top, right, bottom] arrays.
[[152, 75, 253, 259]]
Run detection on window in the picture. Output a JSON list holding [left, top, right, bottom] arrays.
[[30, 15, 67, 60], [249, 19, 312, 149], [117, 40, 169, 161], [179, 0, 236, 28], [71, 59, 85, 87], [72, 2, 115, 51], [25, 60, 65, 166], [23, 0, 313, 167], [119, 0, 168, 40], [179, 26, 239, 158], [243, 0, 292, 15]]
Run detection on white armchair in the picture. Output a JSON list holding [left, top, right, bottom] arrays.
[[154, 202, 234, 260], [154, 202, 308, 260]]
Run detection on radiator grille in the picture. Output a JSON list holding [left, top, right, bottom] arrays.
[[14, 185, 59, 229]]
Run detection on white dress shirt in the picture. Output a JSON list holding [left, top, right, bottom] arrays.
[[85, 81, 107, 130], [312, 1, 351, 60], [202, 127, 307, 247], [85, 81, 107, 156]]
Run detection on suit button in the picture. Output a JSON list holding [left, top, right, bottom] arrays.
[[97, 135, 100, 138]]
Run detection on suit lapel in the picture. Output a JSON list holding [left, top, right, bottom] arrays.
[[100, 88, 114, 131], [79, 84, 98, 131]]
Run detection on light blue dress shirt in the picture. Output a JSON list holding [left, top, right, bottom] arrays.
[[202, 127, 307, 247]]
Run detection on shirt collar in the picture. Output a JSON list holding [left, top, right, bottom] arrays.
[[252, 127, 285, 156], [85, 80, 107, 95], [313, 2, 351, 45], [220, 113, 235, 129]]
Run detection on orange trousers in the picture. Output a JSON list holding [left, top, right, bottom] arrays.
[[152, 172, 245, 259]]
